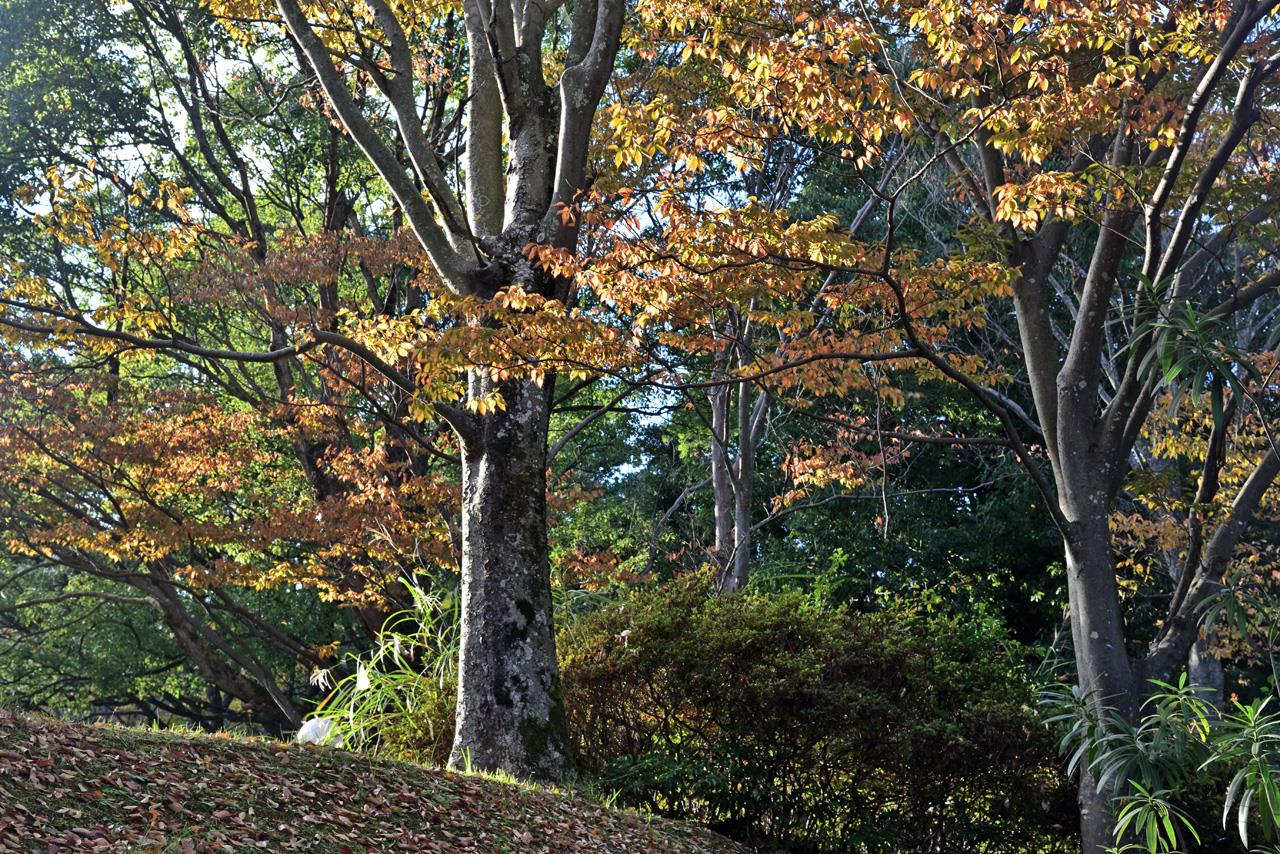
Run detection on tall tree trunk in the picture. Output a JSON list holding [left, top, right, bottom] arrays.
[[710, 384, 735, 576], [723, 380, 755, 594], [726, 483, 752, 592], [448, 375, 569, 779], [1062, 493, 1136, 852], [711, 367, 766, 594]]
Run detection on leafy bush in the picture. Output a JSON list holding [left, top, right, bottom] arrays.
[[559, 576, 1076, 852], [1043, 676, 1280, 853]]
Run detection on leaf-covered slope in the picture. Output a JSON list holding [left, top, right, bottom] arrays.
[[0, 711, 744, 852]]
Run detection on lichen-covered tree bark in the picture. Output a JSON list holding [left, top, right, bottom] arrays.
[[452, 377, 566, 774]]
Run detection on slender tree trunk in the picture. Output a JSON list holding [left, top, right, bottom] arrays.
[[710, 385, 734, 576], [710, 368, 766, 594], [726, 486, 752, 592], [448, 374, 569, 779], [723, 381, 755, 594], [146, 586, 301, 730]]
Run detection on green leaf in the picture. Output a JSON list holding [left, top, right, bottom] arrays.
[[1241, 785, 1255, 848]]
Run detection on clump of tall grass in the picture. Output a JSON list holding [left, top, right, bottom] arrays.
[[308, 582, 459, 766]]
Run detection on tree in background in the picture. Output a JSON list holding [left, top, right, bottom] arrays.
[[613, 0, 1280, 845], [878, 4, 1280, 845]]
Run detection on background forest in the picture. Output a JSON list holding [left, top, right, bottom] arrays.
[[0, 0, 1278, 851]]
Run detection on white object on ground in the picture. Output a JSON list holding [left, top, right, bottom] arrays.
[[295, 717, 342, 747]]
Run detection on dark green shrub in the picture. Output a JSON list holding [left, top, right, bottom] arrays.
[[558, 577, 1076, 852]]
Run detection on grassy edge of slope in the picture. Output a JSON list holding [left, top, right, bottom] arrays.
[[0, 710, 746, 853]]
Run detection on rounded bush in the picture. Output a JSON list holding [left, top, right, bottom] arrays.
[[558, 577, 1076, 852]]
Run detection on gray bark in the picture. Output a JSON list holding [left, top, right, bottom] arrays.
[[710, 384, 734, 576], [981, 23, 1280, 849], [723, 379, 765, 593], [448, 375, 568, 779], [1060, 502, 1136, 850], [709, 377, 767, 594], [1189, 637, 1225, 709], [1077, 763, 1114, 854]]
